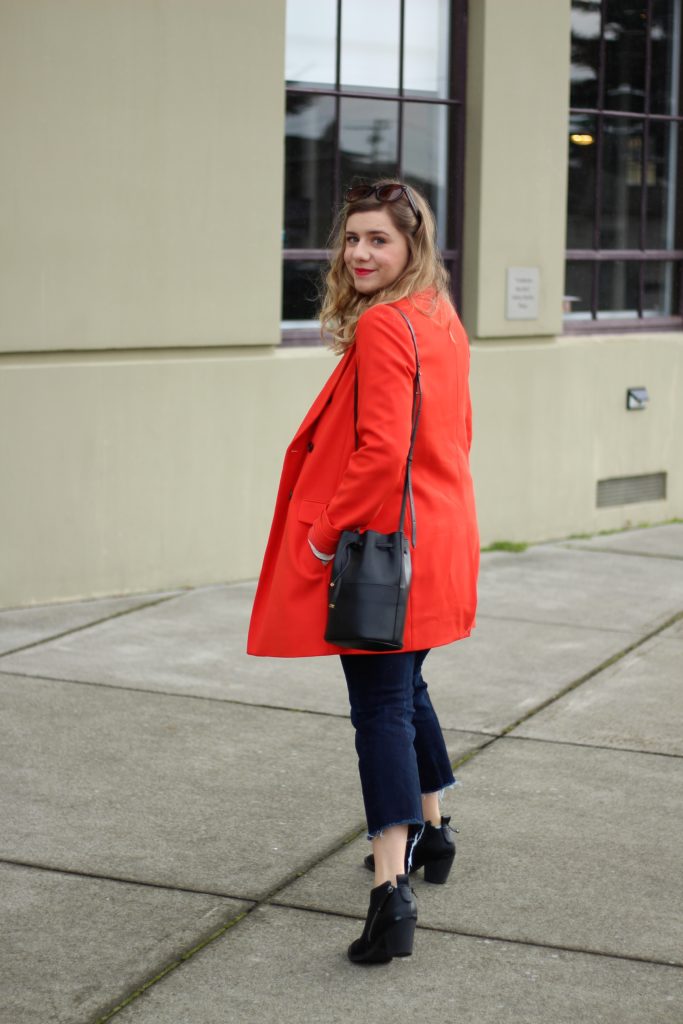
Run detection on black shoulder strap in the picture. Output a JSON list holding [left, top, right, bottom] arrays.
[[353, 307, 422, 545]]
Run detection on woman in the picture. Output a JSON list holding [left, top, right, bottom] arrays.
[[248, 181, 479, 964]]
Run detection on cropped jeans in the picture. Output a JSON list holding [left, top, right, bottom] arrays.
[[340, 649, 456, 840]]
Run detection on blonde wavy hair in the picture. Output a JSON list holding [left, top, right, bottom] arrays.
[[319, 180, 451, 353]]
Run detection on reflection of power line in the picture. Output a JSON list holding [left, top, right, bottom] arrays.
[[346, 119, 390, 161]]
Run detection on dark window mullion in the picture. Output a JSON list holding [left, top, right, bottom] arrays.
[[639, 0, 654, 316], [593, 112, 604, 252], [591, 261, 600, 320], [592, 0, 606, 319], [286, 85, 463, 107], [333, 0, 342, 203], [334, 0, 342, 88], [397, 0, 405, 177]]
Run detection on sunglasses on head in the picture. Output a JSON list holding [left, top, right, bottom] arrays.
[[345, 183, 422, 225]]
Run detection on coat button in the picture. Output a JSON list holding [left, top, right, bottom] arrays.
[[307, 441, 315, 452], [288, 489, 293, 500]]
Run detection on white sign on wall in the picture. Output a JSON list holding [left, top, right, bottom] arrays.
[[506, 267, 540, 320]]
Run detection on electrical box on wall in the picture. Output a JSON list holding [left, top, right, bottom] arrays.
[[626, 387, 649, 411]]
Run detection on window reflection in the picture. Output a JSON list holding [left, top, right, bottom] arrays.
[[566, 0, 683, 325], [340, 0, 400, 92], [567, 114, 597, 247], [647, 120, 681, 249], [600, 117, 643, 248], [285, 95, 336, 249], [340, 98, 399, 185], [564, 262, 595, 318], [604, 0, 647, 113], [402, 102, 449, 244], [650, 0, 682, 113], [643, 261, 681, 316], [570, 0, 601, 109], [597, 261, 640, 318], [283, 0, 462, 326], [282, 260, 326, 320], [403, 0, 451, 97], [285, 0, 337, 85]]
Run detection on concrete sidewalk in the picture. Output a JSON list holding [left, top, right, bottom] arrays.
[[1, 525, 682, 1023]]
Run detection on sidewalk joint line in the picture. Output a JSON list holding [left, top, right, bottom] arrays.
[[497, 609, 683, 739], [0, 858, 257, 901], [474, 612, 636, 635], [0, 592, 186, 659], [500, 733, 683, 760], [0, 668, 496, 742], [88, 821, 369, 1024], [266, 899, 683, 970], [91, 906, 250, 1024], [0, 668, 355, 719], [560, 544, 683, 562]]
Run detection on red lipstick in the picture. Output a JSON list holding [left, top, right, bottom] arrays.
[[354, 269, 374, 277]]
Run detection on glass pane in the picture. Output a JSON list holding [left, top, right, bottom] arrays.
[[340, 0, 400, 92], [285, 0, 337, 86], [403, 0, 450, 97], [282, 260, 326, 321], [402, 102, 449, 245], [570, 0, 602, 109], [646, 119, 682, 249], [603, 0, 647, 112], [564, 262, 595, 319], [600, 116, 643, 248], [643, 261, 681, 316], [284, 95, 336, 249], [567, 114, 597, 247], [596, 260, 640, 318], [339, 98, 399, 187], [650, 0, 682, 115]]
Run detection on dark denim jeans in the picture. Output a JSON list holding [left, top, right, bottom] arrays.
[[340, 649, 456, 839]]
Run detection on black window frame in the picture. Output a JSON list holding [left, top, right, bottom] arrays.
[[565, 0, 683, 333], [282, 0, 468, 345]]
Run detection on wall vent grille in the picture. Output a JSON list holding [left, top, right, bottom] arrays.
[[596, 472, 667, 508]]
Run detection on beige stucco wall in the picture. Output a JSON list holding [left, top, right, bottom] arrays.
[[0, 348, 332, 605], [2, 334, 680, 607], [1, 0, 681, 609], [0, 0, 284, 351], [469, 333, 683, 544]]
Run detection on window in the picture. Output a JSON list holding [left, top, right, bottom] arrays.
[[282, 0, 467, 342], [565, 0, 683, 329]]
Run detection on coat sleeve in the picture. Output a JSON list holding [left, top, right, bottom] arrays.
[[308, 304, 416, 553]]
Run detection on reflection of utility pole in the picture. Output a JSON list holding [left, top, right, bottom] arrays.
[[367, 119, 389, 162], [346, 119, 390, 164]]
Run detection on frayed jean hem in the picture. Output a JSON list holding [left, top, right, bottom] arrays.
[[422, 778, 459, 798], [366, 817, 423, 841]]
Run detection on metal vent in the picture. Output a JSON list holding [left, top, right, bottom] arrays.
[[596, 472, 667, 508]]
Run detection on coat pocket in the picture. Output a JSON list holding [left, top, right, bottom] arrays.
[[297, 499, 327, 525]]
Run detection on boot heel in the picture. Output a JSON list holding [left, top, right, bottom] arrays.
[[423, 852, 455, 885], [379, 915, 416, 958]]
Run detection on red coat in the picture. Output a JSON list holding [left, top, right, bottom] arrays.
[[247, 291, 479, 657]]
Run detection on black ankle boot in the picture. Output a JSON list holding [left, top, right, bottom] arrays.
[[348, 874, 417, 964], [363, 817, 458, 884]]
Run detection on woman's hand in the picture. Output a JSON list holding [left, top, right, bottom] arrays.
[[308, 537, 335, 563]]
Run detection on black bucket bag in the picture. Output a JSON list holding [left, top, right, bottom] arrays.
[[324, 309, 422, 651]]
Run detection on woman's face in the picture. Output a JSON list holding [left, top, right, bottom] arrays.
[[343, 208, 410, 295]]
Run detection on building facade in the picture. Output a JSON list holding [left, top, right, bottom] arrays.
[[1, 0, 681, 608]]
